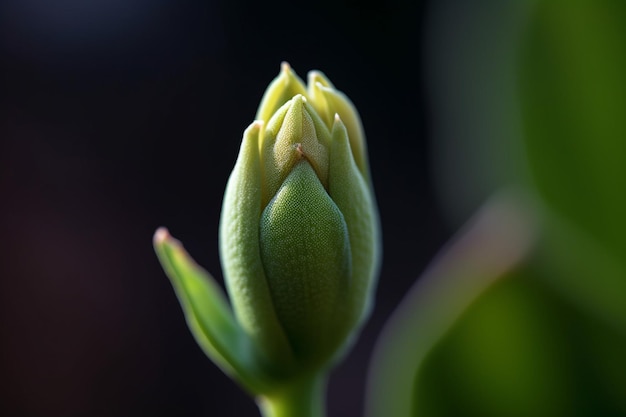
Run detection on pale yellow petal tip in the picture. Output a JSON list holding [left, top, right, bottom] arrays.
[[315, 81, 335, 96], [332, 113, 347, 132], [280, 61, 291, 74], [307, 70, 321, 85], [308, 70, 334, 89], [245, 120, 264, 136], [279, 62, 296, 87], [154, 227, 170, 245]]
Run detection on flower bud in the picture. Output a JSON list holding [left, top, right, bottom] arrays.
[[220, 64, 380, 372], [155, 63, 381, 391]]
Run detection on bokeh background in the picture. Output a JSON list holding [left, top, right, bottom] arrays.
[[2, 1, 625, 416]]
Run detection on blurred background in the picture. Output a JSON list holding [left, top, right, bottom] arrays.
[[1, 0, 625, 416]]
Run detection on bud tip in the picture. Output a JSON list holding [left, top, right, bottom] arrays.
[[293, 94, 307, 104], [154, 227, 170, 245]]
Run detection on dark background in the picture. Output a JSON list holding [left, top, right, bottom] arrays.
[[1, 1, 449, 416]]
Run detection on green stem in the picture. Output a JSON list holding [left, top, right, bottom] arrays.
[[257, 372, 327, 417]]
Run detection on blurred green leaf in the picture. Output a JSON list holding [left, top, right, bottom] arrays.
[[519, 0, 626, 332], [520, 0, 626, 260], [366, 191, 538, 417], [538, 212, 626, 332], [371, 2, 626, 416], [413, 269, 626, 417]]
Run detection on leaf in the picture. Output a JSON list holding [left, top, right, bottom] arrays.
[[520, 0, 626, 333], [411, 267, 626, 417], [365, 190, 538, 417], [153, 227, 272, 394], [520, 0, 626, 261]]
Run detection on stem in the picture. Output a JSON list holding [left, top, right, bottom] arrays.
[[257, 372, 327, 417]]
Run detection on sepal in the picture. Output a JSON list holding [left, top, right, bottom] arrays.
[[256, 62, 308, 125], [219, 122, 296, 372], [308, 71, 370, 181], [328, 115, 380, 334]]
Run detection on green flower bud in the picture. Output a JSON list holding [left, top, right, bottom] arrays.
[[221, 65, 380, 373], [154, 64, 381, 399]]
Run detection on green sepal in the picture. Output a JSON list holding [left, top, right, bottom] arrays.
[[256, 62, 308, 125], [153, 228, 272, 394], [308, 71, 370, 181], [259, 161, 352, 365], [261, 95, 332, 208], [328, 116, 380, 333], [220, 122, 296, 374]]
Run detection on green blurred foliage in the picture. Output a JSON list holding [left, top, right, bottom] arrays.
[[521, 0, 626, 330], [414, 268, 626, 417], [370, 1, 626, 416], [414, 1, 626, 415], [521, 1, 626, 259]]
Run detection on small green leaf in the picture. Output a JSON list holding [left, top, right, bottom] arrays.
[[154, 228, 272, 394]]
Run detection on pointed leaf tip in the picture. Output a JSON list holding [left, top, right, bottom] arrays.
[[154, 227, 170, 245], [154, 228, 276, 394]]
